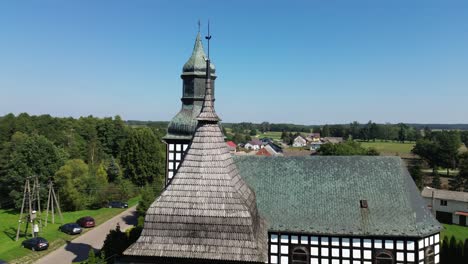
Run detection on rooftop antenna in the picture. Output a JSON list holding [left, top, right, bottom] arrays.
[[205, 20, 212, 60]]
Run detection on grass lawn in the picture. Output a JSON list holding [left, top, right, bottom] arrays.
[[0, 196, 139, 263], [359, 140, 415, 156], [441, 223, 468, 243]]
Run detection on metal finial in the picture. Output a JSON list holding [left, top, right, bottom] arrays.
[[205, 20, 212, 59], [197, 19, 201, 32]]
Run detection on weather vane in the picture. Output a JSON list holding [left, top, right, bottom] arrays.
[[205, 20, 212, 60]]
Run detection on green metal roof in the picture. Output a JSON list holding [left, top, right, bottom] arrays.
[[164, 104, 201, 140], [182, 32, 215, 76], [234, 156, 441, 238]]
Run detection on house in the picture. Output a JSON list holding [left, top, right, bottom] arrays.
[[245, 139, 263, 150], [256, 143, 283, 157], [421, 187, 468, 226], [292, 135, 307, 147], [310, 141, 323, 151], [306, 133, 321, 142], [120, 31, 441, 264], [226, 140, 237, 153]]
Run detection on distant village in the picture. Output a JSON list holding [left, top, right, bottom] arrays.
[[227, 132, 343, 156]]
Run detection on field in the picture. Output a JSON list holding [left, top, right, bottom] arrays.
[[359, 140, 415, 156], [441, 224, 468, 242], [0, 197, 139, 263]]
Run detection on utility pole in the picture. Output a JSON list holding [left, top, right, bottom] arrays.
[[16, 177, 34, 241], [44, 180, 63, 226]]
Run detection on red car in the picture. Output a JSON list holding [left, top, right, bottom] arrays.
[[76, 216, 95, 228]]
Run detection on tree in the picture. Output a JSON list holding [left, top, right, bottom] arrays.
[[120, 128, 165, 186], [431, 173, 441, 189], [54, 159, 90, 211], [106, 157, 122, 183], [412, 139, 440, 175], [455, 153, 468, 191], [398, 123, 408, 143], [434, 131, 461, 176], [0, 133, 67, 208], [409, 160, 424, 189], [249, 129, 257, 136], [321, 125, 330, 137], [318, 140, 379, 156]]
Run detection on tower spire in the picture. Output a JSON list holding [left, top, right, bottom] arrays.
[[197, 21, 219, 122]]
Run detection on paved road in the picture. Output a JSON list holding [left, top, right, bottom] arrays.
[[35, 206, 137, 264]]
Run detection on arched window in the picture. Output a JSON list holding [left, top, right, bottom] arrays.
[[425, 246, 435, 264], [375, 250, 394, 264], [291, 247, 308, 264]]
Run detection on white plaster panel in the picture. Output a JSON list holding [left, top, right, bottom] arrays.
[[168, 163, 174, 170], [270, 255, 277, 264], [352, 261, 361, 264], [320, 259, 328, 264], [169, 144, 174, 151], [435, 254, 439, 263], [321, 237, 329, 245], [311, 236, 319, 245], [169, 153, 174, 160], [430, 235, 434, 245], [374, 240, 382, 249], [270, 245, 277, 253], [281, 235, 289, 243], [176, 153, 181, 160], [291, 235, 298, 244], [301, 236, 308, 244], [342, 260, 350, 264], [396, 240, 404, 250], [407, 252, 415, 262], [281, 256, 288, 264], [321, 247, 329, 257], [352, 238, 361, 247], [331, 248, 339, 257], [435, 233, 440, 243], [177, 144, 182, 151], [435, 244, 440, 254], [175, 162, 180, 169], [342, 238, 350, 247], [280, 245, 288, 254], [397, 252, 404, 261], [363, 262, 371, 264], [385, 240, 394, 249], [331, 237, 339, 246], [271, 234, 278, 242], [408, 241, 415, 251], [418, 249, 424, 259], [425, 238, 429, 247], [332, 259, 339, 264], [311, 247, 319, 256], [183, 144, 188, 151], [343, 248, 350, 258], [311, 258, 319, 264], [363, 239, 371, 248], [363, 250, 371, 259], [353, 249, 361, 259], [168, 171, 173, 178]]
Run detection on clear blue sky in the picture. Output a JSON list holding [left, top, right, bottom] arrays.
[[0, 0, 467, 124]]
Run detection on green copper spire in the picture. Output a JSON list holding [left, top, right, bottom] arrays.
[[182, 32, 215, 76]]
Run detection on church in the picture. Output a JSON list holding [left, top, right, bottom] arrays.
[[120, 31, 441, 264]]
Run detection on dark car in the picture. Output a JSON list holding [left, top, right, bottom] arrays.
[[108, 201, 128, 208], [76, 216, 95, 228], [21, 237, 49, 251], [59, 223, 83, 235]]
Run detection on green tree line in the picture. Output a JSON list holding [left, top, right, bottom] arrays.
[[0, 113, 166, 210]]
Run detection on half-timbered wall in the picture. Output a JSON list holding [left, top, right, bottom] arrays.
[[268, 232, 440, 264], [165, 141, 189, 186]]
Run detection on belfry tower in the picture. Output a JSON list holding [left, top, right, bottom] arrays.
[[163, 31, 216, 186]]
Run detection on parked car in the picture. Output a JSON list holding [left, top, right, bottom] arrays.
[[21, 237, 49, 251], [76, 216, 95, 228], [59, 223, 83, 235], [108, 201, 128, 208]]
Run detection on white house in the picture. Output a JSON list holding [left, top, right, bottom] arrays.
[[292, 135, 307, 147], [421, 187, 468, 226]]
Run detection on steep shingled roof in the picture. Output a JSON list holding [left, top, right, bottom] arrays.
[[182, 32, 215, 76], [234, 156, 441, 238], [124, 60, 267, 263]]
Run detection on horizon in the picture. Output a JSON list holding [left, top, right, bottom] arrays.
[[1, 1, 467, 124]]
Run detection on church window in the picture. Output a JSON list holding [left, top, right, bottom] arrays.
[[374, 250, 394, 264], [291, 247, 308, 264], [425, 246, 435, 264]]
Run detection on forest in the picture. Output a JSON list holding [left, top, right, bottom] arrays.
[[0, 113, 166, 211]]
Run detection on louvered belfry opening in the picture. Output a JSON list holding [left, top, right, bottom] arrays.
[[123, 57, 267, 263]]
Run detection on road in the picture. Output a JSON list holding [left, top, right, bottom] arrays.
[[35, 206, 137, 264]]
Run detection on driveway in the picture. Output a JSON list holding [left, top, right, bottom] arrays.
[[35, 206, 137, 263]]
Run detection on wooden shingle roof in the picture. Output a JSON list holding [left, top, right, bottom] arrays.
[[124, 60, 267, 263]]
